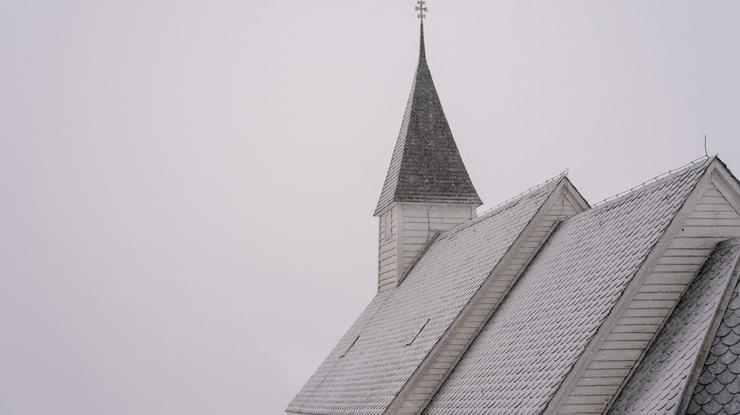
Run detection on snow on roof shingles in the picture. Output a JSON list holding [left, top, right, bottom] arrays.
[[424, 159, 712, 415], [288, 177, 562, 415], [608, 238, 740, 414], [686, 239, 740, 415]]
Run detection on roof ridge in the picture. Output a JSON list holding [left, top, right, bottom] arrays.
[[438, 170, 568, 239], [592, 156, 712, 208], [424, 155, 717, 415], [478, 170, 568, 216]]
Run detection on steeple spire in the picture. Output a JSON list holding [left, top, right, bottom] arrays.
[[419, 20, 426, 61], [373, 14, 481, 291], [374, 17, 481, 215]]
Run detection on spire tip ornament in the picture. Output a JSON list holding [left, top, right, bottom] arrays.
[[415, 0, 428, 21]]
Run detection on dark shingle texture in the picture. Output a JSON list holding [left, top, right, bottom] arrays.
[[687, 239, 740, 415], [424, 159, 712, 415], [374, 25, 481, 215], [288, 178, 561, 415], [609, 239, 740, 415]]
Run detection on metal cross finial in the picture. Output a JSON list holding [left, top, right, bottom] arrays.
[[415, 0, 428, 20]]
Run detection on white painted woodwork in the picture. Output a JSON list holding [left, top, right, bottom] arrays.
[[550, 164, 740, 415], [378, 205, 400, 292], [377, 203, 476, 293], [385, 180, 589, 415]]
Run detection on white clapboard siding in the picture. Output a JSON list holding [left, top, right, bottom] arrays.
[[377, 202, 476, 292], [378, 205, 400, 292], [388, 183, 587, 415], [399, 204, 476, 276], [554, 177, 740, 415]]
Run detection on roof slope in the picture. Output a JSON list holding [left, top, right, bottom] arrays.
[[374, 23, 481, 215], [424, 159, 712, 415], [608, 238, 740, 414], [687, 239, 740, 415], [288, 177, 563, 415]]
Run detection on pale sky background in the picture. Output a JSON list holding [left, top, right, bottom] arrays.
[[1, 1, 739, 414]]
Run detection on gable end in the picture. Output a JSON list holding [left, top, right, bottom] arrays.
[[546, 158, 740, 415]]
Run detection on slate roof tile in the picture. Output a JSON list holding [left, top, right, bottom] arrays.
[[287, 175, 563, 415], [687, 239, 740, 415], [608, 239, 740, 415], [423, 158, 712, 415]]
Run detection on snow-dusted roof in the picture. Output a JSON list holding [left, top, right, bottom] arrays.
[[609, 238, 740, 414], [423, 158, 712, 415], [287, 156, 740, 415], [288, 176, 563, 415], [687, 239, 740, 415]]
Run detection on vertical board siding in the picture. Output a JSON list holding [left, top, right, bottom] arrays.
[[390, 190, 583, 415], [555, 181, 740, 415]]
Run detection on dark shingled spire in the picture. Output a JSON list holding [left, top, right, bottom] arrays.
[[374, 22, 482, 215]]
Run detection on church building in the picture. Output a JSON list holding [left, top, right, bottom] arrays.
[[287, 18, 740, 415]]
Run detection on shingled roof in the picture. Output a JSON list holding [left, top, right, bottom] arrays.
[[424, 158, 713, 415], [609, 238, 740, 415], [687, 239, 740, 415], [289, 155, 740, 415], [288, 175, 566, 415], [288, 16, 740, 415], [374, 23, 481, 215]]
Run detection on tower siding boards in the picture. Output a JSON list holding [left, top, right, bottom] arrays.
[[378, 203, 475, 293], [379, 205, 400, 292], [552, 167, 740, 415], [398, 203, 476, 280], [387, 181, 587, 415]]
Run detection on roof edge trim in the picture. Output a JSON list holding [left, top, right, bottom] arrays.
[[476, 170, 569, 218], [382, 178, 582, 415], [592, 156, 712, 207], [674, 241, 740, 415], [543, 159, 715, 415]]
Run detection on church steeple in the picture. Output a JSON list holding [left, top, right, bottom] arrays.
[[374, 20, 482, 292], [374, 22, 482, 216]]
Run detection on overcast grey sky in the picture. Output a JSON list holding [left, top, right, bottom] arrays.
[[1, 1, 739, 414]]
